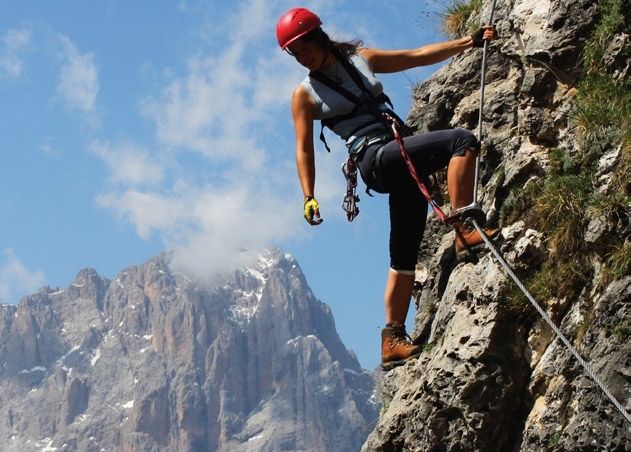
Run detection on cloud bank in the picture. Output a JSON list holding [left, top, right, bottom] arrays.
[[92, 1, 335, 280]]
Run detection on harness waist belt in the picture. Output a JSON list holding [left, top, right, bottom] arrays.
[[346, 128, 392, 154]]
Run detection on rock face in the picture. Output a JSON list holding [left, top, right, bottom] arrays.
[[363, 0, 630, 451], [0, 248, 378, 451]]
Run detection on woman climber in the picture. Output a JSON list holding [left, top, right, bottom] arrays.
[[276, 7, 500, 370]]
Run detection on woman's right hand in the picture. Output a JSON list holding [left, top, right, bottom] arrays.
[[303, 196, 323, 225]]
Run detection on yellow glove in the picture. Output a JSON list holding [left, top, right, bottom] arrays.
[[303, 196, 323, 225]]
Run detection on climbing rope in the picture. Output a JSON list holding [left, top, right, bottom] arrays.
[[388, 114, 460, 225]]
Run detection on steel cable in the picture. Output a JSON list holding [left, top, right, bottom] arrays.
[[469, 0, 630, 424], [471, 219, 631, 424]]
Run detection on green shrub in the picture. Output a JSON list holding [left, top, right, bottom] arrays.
[[582, 0, 627, 73], [438, 0, 482, 38]]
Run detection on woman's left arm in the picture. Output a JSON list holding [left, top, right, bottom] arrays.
[[360, 25, 495, 74]]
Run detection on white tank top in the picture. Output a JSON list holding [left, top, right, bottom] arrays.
[[300, 53, 385, 141]]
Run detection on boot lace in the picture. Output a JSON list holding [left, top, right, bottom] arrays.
[[389, 330, 414, 349]]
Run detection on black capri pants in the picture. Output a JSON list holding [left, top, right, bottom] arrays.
[[357, 128, 480, 272]]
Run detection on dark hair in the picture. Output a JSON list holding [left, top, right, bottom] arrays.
[[300, 27, 363, 58]]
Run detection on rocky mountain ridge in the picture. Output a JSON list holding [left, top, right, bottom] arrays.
[[362, 0, 630, 450], [0, 248, 378, 451]]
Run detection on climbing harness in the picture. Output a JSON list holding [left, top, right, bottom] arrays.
[[308, 56, 414, 221], [464, 0, 630, 424]]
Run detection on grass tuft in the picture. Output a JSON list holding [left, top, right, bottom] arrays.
[[438, 0, 482, 38]]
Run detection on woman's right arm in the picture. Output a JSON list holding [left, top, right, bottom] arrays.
[[292, 85, 317, 198], [291, 85, 323, 225]]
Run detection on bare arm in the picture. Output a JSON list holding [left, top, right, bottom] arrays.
[[291, 85, 317, 199], [291, 85, 325, 225], [359, 26, 495, 73]]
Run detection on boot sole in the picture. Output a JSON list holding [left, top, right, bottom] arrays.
[[381, 352, 421, 371], [455, 242, 487, 258]]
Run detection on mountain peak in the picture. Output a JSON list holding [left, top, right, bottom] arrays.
[[0, 249, 377, 451]]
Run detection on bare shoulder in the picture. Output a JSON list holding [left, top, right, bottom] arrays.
[[292, 84, 314, 106], [291, 84, 316, 118], [357, 47, 382, 62]]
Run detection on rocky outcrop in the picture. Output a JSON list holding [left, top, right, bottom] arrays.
[[363, 0, 630, 451], [0, 249, 378, 451]]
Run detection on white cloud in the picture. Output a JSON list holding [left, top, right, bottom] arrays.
[[90, 140, 165, 187], [0, 25, 32, 78], [57, 36, 99, 112], [168, 183, 298, 277], [91, 1, 306, 279], [97, 180, 298, 279], [0, 250, 46, 303], [93, 0, 351, 280], [140, 50, 259, 161], [97, 188, 190, 241]]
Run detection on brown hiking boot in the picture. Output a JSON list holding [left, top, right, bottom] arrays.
[[454, 224, 501, 256], [381, 323, 422, 371]]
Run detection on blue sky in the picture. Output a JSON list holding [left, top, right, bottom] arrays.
[[0, 0, 450, 370]]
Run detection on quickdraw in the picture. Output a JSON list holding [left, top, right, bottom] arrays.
[[341, 157, 360, 221]]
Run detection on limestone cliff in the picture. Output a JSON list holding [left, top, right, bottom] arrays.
[[0, 248, 378, 451], [363, 0, 630, 450]]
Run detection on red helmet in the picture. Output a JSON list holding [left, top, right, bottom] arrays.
[[276, 8, 322, 50]]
